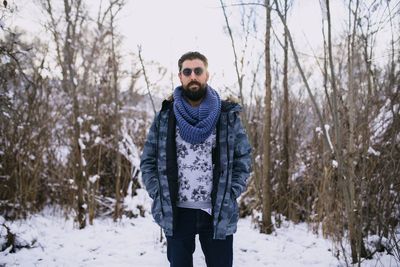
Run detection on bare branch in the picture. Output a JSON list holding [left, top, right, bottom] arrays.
[[138, 45, 157, 117], [272, 0, 333, 153]]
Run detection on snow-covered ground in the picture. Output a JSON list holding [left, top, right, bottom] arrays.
[[1, 213, 335, 267], [1, 191, 398, 266]]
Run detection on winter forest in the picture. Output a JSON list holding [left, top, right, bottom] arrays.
[[1, 0, 399, 266]]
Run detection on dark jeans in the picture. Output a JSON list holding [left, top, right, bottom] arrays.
[[166, 207, 233, 267]]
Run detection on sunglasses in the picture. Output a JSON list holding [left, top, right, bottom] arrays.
[[181, 67, 204, 77]]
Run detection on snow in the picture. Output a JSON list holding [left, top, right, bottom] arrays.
[[291, 161, 306, 181], [78, 138, 86, 150], [77, 116, 84, 126], [370, 99, 395, 143], [332, 160, 338, 168], [88, 174, 100, 184], [324, 124, 334, 152], [55, 145, 70, 166], [315, 126, 323, 135], [1, 208, 398, 266], [94, 137, 102, 144], [0, 213, 335, 267], [124, 188, 152, 217], [2, 111, 10, 118], [1, 55, 10, 64], [234, 220, 338, 267], [118, 118, 141, 172], [366, 235, 390, 252], [315, 125, 334, 152], [82, 132, 90, 142], [82, 157, 87, 167], [91, 125, 99, 132], [367, 147, 381, 156], [1, 190, 399, 266]]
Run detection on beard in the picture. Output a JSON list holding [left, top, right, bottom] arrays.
[[182, 81, 207, 101]]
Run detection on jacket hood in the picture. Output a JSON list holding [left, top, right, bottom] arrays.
[[221, 100, 241, 113]]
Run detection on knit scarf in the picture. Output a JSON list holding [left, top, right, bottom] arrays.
[[173, 85, 221, 144]]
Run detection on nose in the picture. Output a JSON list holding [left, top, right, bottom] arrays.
[[189, 71, 198, 78]]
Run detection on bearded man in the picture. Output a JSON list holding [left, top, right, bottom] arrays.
[[140, 51, 252, 267]]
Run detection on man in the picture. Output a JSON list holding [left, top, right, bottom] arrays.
[[140, 51, 251, 267]]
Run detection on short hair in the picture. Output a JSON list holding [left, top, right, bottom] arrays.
[[178, 51, 208, 71]]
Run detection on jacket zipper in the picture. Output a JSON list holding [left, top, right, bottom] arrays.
[[217, 113, 231, 229], [156, 113, 164, 216]]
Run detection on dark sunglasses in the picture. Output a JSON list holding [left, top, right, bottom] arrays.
[[181, 67, 204, 77]]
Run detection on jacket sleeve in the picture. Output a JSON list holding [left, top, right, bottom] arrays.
[[231, 114, 252, 199], [140, 114, 160, 199]]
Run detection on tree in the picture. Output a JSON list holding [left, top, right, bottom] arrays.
[[41, 0, 88, 229], [0, 31, 57, 219], [260, 0, 273, 234], [219, 0, 265, 211], [278, 0, 291, 220]]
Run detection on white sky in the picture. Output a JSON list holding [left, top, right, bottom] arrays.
[[117, 0, 348, 91], [5, 0, 396, 97], [119, 1, 232, 76], [117, 1, 348, 63], [116, 0, 355, 97]]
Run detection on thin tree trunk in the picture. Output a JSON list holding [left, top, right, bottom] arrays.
[[110, 4, 123, 221], [62, 0, 86, 229], [261, 0, 273, 234], [279, 0, 290, 219], [326, 0, 358, 262], [347, 0, 362, 263], [89, 145, 102, 225], [219, 0, 262, 204]]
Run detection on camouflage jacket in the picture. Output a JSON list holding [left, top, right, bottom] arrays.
[[140, 99, 252, 239]]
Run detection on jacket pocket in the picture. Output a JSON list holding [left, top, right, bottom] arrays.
[[151, 192, 164, 228], [228, 195, 239, 224]]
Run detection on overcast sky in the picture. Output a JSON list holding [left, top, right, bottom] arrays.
[[6, 0, 395, 96], [117, 0, 347, 87]]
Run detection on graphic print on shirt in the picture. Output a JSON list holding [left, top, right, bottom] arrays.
[[176, 127, 216, 206]]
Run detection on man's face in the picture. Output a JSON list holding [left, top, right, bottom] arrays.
[[178, 59, 209, 102]]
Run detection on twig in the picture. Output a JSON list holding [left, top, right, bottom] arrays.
[[137, 45, 157, 116]]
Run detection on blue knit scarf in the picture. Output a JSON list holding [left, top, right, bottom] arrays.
[[173, 85, 221, 144]]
